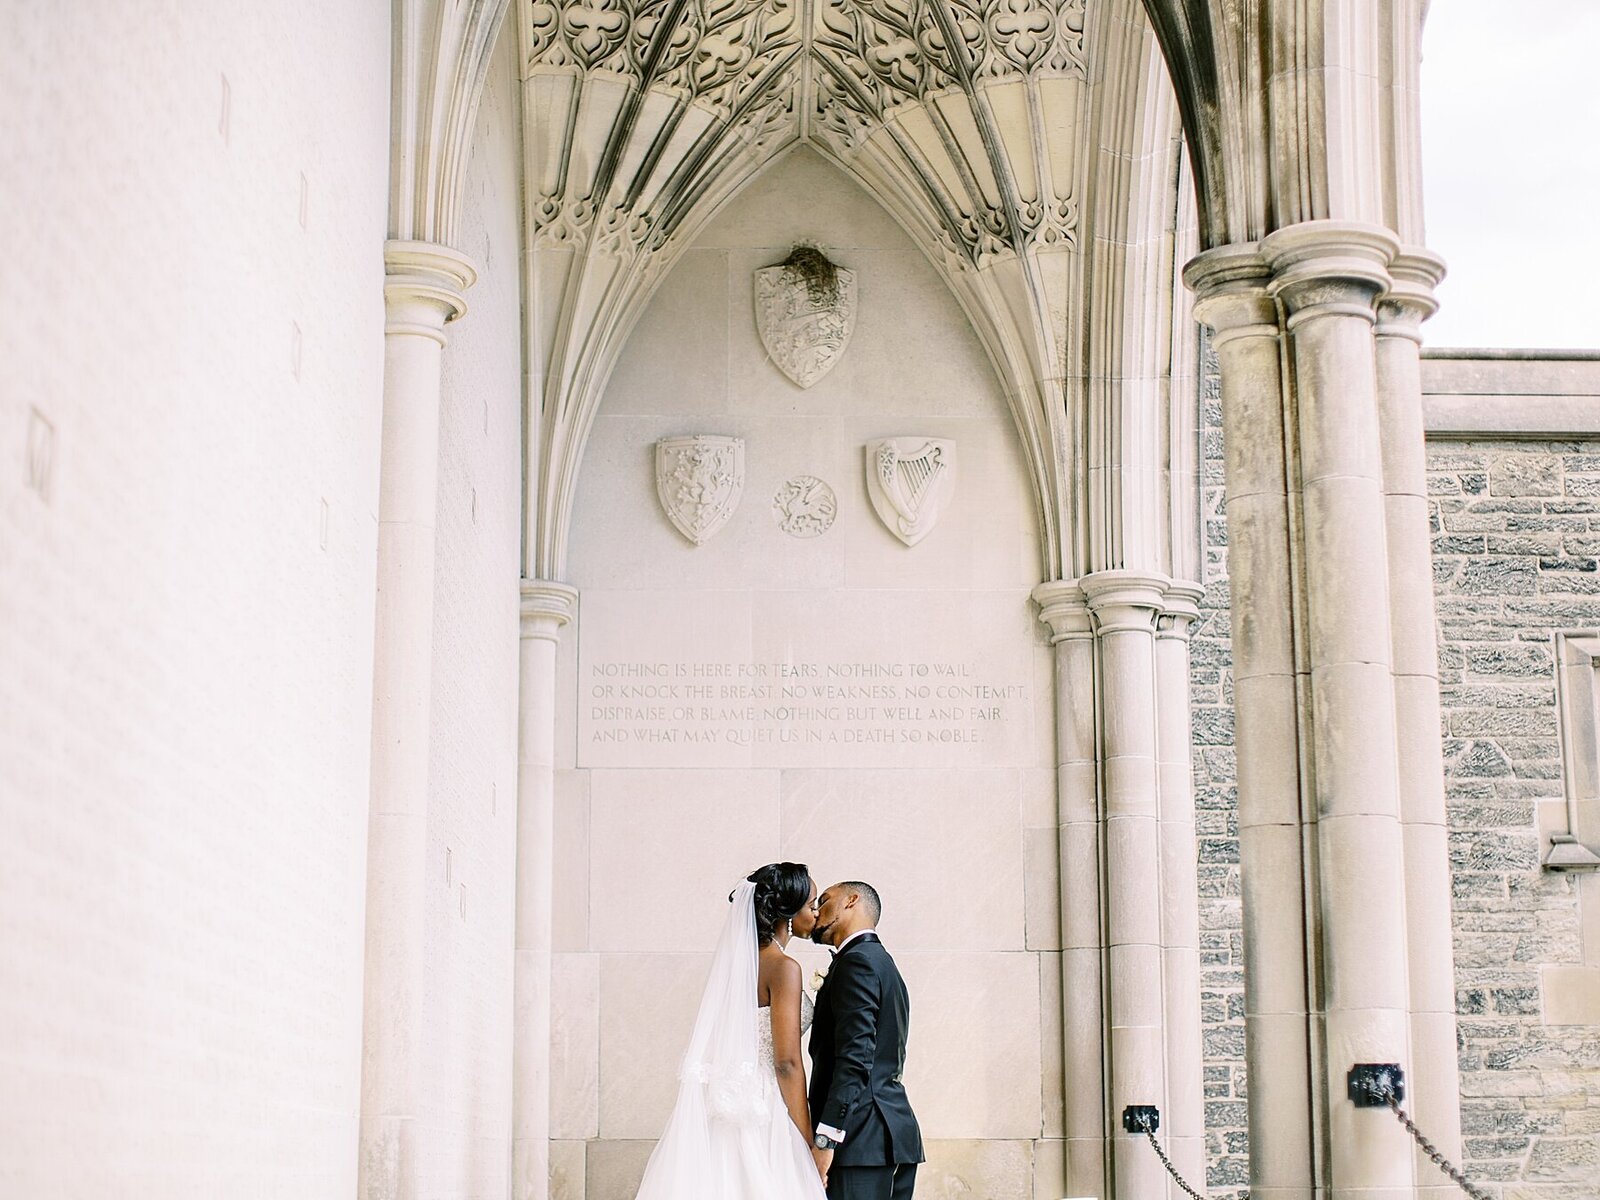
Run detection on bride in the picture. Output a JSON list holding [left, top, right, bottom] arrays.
[[635, 863, 828, 1199]]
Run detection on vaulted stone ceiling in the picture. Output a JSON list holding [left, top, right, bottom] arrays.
[[520, 0, 1091, 267]]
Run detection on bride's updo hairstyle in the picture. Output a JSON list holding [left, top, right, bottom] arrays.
[[742, 862, 812, 946]]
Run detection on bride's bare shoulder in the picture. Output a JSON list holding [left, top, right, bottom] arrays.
[[759, 945, 804, 988]]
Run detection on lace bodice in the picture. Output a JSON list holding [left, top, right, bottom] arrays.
[[757, 987, 814, 1071]]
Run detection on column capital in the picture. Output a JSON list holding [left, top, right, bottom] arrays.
[[1158, 581, 1205, 639], [1183, 243, 1277, 345], [1376, 246, 1448, 343], [384, 240, 478, 343], [1031, 580, 1092, 644], [1079, 569, 1169, 635], [520, 578, 578, 642], [1261, 220, 1397, 327]]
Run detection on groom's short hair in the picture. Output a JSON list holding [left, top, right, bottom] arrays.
[[839, 880, 881, 924]]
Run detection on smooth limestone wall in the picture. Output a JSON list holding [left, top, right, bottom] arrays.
[[422, 31, 528, 1198], [0, 3, 390, 1197], [1191, 346, 1600, 1198], [555, 148, 1062, 1200]]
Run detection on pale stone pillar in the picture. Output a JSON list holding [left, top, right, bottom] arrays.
[[359, 240, 477, 1200], [1081, 570, 1170, 1200], [1156, 583, 1206, 1191], [512, 580, 577, 1200], [1186, 248, 1317, 1200], [1031, 582, 1108, 1199], [1262, 222, 1417, 1199], [1374, 249, 1464, 1198]]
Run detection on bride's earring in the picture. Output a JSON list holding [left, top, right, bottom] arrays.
[[786, 919, 794, 940]]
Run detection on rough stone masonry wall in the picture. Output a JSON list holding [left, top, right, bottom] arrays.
[[1191, 343, 1600, 1197], [1429, 439, 1600, 1193]]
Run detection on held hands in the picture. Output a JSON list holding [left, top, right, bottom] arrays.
[[811, 1146, 833, 1187]]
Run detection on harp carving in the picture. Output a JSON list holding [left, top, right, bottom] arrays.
[[864, 438, 957, 546]]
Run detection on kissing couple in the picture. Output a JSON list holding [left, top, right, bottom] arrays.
[[633, 863, 924, 1200]]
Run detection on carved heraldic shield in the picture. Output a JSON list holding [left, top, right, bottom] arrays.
[[865, 438, 956, 546], [655, 436, 744, 545], [754, 253, 857, 389]]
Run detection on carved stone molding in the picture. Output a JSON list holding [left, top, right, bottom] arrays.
[[519, 578, 580, 641], [383, 240, 478, 342], [864, 437, 956, 545], [654, 436, 746, 544], [392, 0, 514, 246], [772, 475, 837, 537], [1079, 568, 1168, 636], [1031, 579, 1092, 642], [754, 249, 857, 388]]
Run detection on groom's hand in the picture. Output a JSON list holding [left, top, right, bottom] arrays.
[[812, 1146, 833, 1185]]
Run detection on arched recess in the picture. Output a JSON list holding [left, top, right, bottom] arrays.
[[517, 0, 1196, 587]]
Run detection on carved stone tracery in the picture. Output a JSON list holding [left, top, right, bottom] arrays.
[[520, 0, 1185, 590]]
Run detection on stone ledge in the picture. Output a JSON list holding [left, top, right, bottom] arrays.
[[1425, 394, 1600, 440]]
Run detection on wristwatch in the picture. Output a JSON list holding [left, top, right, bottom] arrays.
[[813, 1132, 837, 1150]]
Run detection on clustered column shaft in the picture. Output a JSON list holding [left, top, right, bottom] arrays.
[[1033, 584, 1109, 1198], [1375, 250, 1465, 1198], [1035, 575, 1208, 1200], [1187, 221, 1463, 1200]]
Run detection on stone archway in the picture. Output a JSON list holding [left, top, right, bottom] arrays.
[[509, 4, 1212, 1198]]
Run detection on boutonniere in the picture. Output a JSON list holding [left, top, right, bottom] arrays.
[[811, 961, 831, 991]]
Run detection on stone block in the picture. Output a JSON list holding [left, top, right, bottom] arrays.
[[585, 1139, 656, 1200], [597, 954, 710, 1138], [1490, 454, 1563, 497], [777, 768, 1027, 951], [550, 1139, 586, 1200], [917, 1138, 1032, 1200], [551, 954, 600, 1138], [1540, 965, 1600, 1025], [895, 951, 1044, 1138], [553, 769, 592, 951], [587, 768, 779, 952]]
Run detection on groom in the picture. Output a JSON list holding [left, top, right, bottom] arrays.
[[808, 881, 924, 1199]]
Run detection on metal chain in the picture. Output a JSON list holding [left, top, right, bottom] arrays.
[[1384, 1094, 1494, 1200], [1143, 1131, 1208, 1200]]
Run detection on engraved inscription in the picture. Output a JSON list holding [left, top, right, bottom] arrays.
[[585, 656, 1025, 751]]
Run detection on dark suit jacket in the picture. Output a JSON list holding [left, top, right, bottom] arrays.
[[808, 932, 924, 1167]]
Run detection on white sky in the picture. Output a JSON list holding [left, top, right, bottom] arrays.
[[1421, 0, 1600, 349]]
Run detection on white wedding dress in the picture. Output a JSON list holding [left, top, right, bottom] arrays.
[[634, 883, 829, 1200]]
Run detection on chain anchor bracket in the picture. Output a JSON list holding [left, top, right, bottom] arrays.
[[1123, 1106, 1207, 1199], [1348, 1063, 1493, 1200], [1348, 1063, 1405, 1107]]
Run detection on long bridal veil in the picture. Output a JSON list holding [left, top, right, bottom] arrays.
[[634, 881, 824, 1200]]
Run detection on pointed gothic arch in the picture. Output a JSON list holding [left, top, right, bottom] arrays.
[[519, 0, 1200, 584]]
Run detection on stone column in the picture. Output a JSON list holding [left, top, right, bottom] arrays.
[[359, 240, 477, 1200], [512, 580, 578, 1200], [1374, 249, 1464, 1197], [1156, 583, 1206, 1190], [1031, 582, 1108, 1199], [1081, 570, 1170, 1200], [1186, 247, 1317, 1200], [1262, 221, 1417, 1198]]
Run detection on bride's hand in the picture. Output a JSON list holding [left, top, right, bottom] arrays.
[[811, 1146, 832, 1185]]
